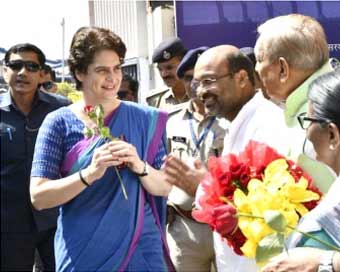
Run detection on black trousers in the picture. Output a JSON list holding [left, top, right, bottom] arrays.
[[1, 228, 56, 271]]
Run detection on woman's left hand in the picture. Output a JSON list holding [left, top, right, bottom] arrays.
[[107, 140, 144, 174]]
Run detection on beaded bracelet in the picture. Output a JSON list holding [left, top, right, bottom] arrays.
[[79, 169, 90, 187]]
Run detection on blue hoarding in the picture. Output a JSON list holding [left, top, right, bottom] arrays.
[[176, 1, 340, 58]]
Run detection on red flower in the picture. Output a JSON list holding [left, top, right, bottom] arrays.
[[238, 140, 283, 168], [225, 229, 247, 256], [194, 140, 323, 258], [212, 204, 238, 237], [84, 105, 94, 113]]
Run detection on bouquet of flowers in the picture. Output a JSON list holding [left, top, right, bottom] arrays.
[[83, 104, 128, 200], [193, 141, 324, 263]]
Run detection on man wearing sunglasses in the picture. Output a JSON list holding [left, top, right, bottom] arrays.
[[1, 43, 70, 271], [41, 65, 58, 93]]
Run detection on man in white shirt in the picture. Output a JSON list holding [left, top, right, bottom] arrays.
[[164, 45, 290, 271]]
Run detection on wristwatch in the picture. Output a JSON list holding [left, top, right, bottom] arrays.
[[136, 161, 149, 177], [318, 250, 335, 272]]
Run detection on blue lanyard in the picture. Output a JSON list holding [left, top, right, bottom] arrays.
[[188, 112, 215, 153]]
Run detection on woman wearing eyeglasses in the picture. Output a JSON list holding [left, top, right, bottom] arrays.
[[262, 70, 340, 272]]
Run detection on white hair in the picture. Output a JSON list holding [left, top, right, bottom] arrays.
[[256, 14, 329, 71]]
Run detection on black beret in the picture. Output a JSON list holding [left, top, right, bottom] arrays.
[[240, 47, 256, 68], [152, 37, 187, 63], [176, 46, 209, 78]]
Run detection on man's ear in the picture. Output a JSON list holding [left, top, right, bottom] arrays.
[[236, 69, 249, 88], [329, 123, 340, 151], [278, 57, 289, 83], [39, 70, 45, 83], [2, 66, 10, 84]]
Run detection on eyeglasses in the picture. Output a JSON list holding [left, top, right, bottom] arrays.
[[297, 112, 332, 130], [5, 60, 41, 72], [41, 81, 55, 90], [190, 72, 233, 92]]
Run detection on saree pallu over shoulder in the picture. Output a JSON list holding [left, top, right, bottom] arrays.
[[56, 102, 171, 272]]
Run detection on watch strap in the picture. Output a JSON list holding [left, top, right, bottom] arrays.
[[318, 250, 335, 272], [136, 161, 149, 177]]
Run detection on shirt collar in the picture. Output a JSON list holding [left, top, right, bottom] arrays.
[[284, 62, 333, 127], [0, 88, 53, 112], [164, 88, 189, 103], [163, 89, 175, 100], [0, 89, 12, 111], [182, 100, 214, 122]]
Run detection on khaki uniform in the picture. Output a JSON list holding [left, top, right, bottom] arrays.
[[146, 87, 189, 117], [166, 102, 228, 272]]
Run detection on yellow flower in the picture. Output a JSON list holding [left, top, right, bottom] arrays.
[[264, 159, 295, 192], [282, 176, 320, 203], [234, 189, 251, 214], [234, 158, 322, 261], [241, 239, 257, 258]]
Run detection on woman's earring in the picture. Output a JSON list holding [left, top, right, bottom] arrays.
[[329, 144, 335, 150]]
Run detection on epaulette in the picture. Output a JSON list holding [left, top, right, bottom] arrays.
[[167, 102, 187, 117], [146, 87, 169, 99], [146, 87, 170, 108]]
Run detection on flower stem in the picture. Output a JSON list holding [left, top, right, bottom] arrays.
[[114, 166, 128, 200], [287, 225, 340, 251], [237, 212, 264, 220], [237, 213, 340, 251]]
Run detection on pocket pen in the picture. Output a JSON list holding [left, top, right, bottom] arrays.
[[7, 127, 13, 141]]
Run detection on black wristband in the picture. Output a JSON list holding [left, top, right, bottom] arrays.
[[136, 161, 149, 177], [79, 169, 90, 187]]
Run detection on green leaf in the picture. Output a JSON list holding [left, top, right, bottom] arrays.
[[83, 127, 93, 138], [87, 111, 97, 121], [100, 127, 112, 139], [95, 104, 104, 119], [264, 210, 287, 232], [255, 233, 284, 263]]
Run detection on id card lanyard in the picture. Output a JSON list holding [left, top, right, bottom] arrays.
[[188, 112, 215, 157]]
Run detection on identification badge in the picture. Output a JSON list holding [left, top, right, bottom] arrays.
[[172, 136, 187, 143]]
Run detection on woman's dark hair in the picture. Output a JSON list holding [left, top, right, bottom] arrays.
[[4, 43, 46, 66], [68, 26, 127, 90], [308, 69, 340, 129]]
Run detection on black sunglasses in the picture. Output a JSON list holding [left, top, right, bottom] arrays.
[[297, 112, 332, 130], [41, 81, 55, 90], [6, 60, 41, 72]]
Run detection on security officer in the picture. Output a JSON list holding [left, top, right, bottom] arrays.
[[147, 37, 189, 114], [166, 47, 227, 272], [1, 43, 71, 271]]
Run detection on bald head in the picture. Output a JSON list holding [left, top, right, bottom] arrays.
[[195, 45, 239, 74], [192, 45, 255, 120]]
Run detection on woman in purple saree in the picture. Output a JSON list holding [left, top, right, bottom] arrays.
[[30, 27, 173, 271]]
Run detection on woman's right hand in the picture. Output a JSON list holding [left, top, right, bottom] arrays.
[[84, 142, 122, 184]]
